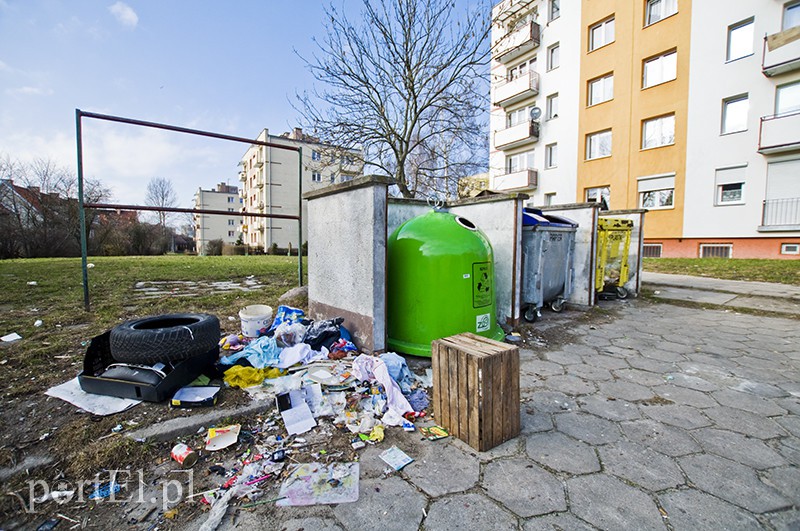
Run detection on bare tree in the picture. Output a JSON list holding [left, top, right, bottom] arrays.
[[144, 176, 177, 228], [296, 0, 490, 198]]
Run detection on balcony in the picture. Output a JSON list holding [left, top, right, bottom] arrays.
[[758, 111, 800, 154], [762, 28, 800, 77], [493, 72, 540, 108], [493, 169, 538, 191], [238, 171, 246, 182], [494, 121, 540, 150], [493, 21, 541, 64], [254, 159, 264, 168], [759, 197, 800, 231]]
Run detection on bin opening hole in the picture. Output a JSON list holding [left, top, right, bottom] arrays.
[[456, 216, 477, 231]]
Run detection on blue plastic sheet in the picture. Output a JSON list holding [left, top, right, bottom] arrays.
[[380, 352, 414, 395], [268, 305, 306, 333]]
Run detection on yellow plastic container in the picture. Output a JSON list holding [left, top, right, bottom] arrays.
[[595, 217, 634, 298]]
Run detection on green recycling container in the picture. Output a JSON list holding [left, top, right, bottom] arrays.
[[387, 210, 505, 357]]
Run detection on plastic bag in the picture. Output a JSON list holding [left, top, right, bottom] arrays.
[[219, 336, 282, 369], [223, 366, 285, 388], [380, 352, 414, 395], [302, 317, 344, 351], [268, 305, 305, 333], [274, 321, 308, 348]]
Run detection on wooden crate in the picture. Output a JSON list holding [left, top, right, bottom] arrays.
[[431, 332, 520, 452]]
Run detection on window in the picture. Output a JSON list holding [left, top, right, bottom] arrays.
[[586, 129, 612, 160], [642, 114, 675, 149], [781, 243, 800, 255], [586, 186, 610, 208], [727, 19, 754, 61], [715, 166, 746, 205], [638, 173, 675, 209], [312, 172, 321, 182], [545, 143, 558, 168], [506, 150, 535, 173], [507, 59, 536, 81], [228, 219, 236, 226], [589, 17, 615, 51], [784, 1, 800, 30], [549, 0, 560, 21], [544, 192, 556, 206], [588, 73, 614, 106], [227, 196, 235, 203], [645, 0, 677, 26], [721, 95, 748, 134], [228, 208, 234, 212], [643, 50, 677, 88], [228, 230, 235, 238], [700, 244, 732, 258], [546, 93, 559, 120], [776, 80, 800, 115], [330, 175, 335, 183], [507, 105, 533, 127], [642, 244, 663, 257], [547, 43, 560, 70], [312, 150, 321, 161]]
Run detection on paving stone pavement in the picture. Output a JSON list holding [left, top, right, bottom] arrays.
[[206, 299, 800, 531]]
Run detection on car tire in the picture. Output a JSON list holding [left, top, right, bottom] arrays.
[[109, 313, 220, 364]]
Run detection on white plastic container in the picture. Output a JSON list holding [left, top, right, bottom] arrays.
[[239, 304, 273, 338]]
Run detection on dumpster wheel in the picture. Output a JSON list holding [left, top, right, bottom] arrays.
[[616, 286, 628, 299], [523, 305, 539, 323], [550, 298, 565, 313]]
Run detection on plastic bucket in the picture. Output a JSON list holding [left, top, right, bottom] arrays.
[[239, 304, 273, 337]]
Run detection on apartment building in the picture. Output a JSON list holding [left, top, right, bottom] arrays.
[[490, 0, 800, 258], [239, 128, 362, 251], [193, 182, 242, 255]]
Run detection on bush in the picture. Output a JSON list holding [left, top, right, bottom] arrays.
[[206, 239, 224, 256]]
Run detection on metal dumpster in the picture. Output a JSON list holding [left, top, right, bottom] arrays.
[[595, 217, 634, 299], [521, 208, 578, 322]]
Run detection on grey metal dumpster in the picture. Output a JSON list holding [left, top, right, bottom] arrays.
[[521, 208, 578, 322]]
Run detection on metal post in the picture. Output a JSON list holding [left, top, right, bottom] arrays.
[[298, 147, 304, 287], [75, 109, 90, 311]]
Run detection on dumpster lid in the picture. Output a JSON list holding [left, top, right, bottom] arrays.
[[523, 208, 578, 228]]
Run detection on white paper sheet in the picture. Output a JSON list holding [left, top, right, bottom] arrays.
[[46, 377, 141, 415]]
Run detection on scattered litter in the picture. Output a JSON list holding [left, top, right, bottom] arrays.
[[277, 462, 359, 506], [171, 443, 199, 468], [88, 481, 121, 500], [164, 508, 179, 519], [46, 378, 140, 415], [27, 281, 38, 286], [35, 519, 59, 531], [380, 446, 413, 471], [277, 388, 317, 435], [205, 425, 241, 451], [198, 488, 234, 531], [1, 332, 22, 342], [34, 320, 43, 327], [87, 263, 95, 269], [351, 440, 366, 450], [407, 388, 430, 412], [171, 386, 221, 407], [420, 425, 449, 441], [111, 424, 123, 433]]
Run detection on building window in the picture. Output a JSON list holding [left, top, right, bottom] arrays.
[[586, 186, 610, 208], [638, 173, 675, 209], [506, 150, 535, 173], [228, 230, 235, 237], [546, 93, 559, 120], [547, 43, 560, 70], [589, 17, 615, 51], [544, 192, 556, 206], [642, 114, 675, 149], [715, 166, 746, 205], [586, 129, 612, 160], [507, 106, 533, 127], [784, 1, 800, 30], [545, 143, 558, 168], [721, 94, 748, 134], [312, 150, 321, 161], [228, 208, 234, 212], [330, 175, 336, 183], [588, 73, 614, 106], [548, 0, 560, 21], [643, 50, 677, 88], [642, 243, 663, 257], [781, 243, 800, 255], [227, 196, 235, 203], [700, 244, 732, 258], [727, 19, 754, 61], [776, 80, 800, 115], [507, 58, 536, 81], [312, 172, 321, 182], [228, 219, 235, 226], [645, 0, 677, 26]]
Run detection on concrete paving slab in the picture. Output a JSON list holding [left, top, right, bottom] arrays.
[[565, 363, 614, 382], [526, 391, 576, 413], [423, 493, 517, 531], [657, 489, 762, 531], [483, 457, 566, 517], [522, 513, 595, 531], [520, 404, 555, 434], [650, 287, 739, 305], [279, 517, 344, 531], [702, 406, 788, 439], [577, 395, 642, 422], [726, 295, 800, 316], [598, 381, 655, 402], [764, 508, 800, 531], [555, 411, 621, 445], [567, 474, 667, 530], [525, 432, 600, 475], [332, 476, 426, 531], [764, 466, 800, 506], [711, 389, 788, 416], [403, 440, 479, 497], [692, 428, 787, 469], [619, 419, 702, 457], [650, 385, 719, 408], [640, 403, 712, 429], [541, 375, 597, 396], [598, 441, 684, 491]]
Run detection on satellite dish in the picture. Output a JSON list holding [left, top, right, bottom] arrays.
[[530, 107, 542, 120]]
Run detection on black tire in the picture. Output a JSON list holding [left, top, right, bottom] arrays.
[[550, 298, 565, 313], [616, 286, 629, 299], [109, 313, 220, 364], [523, 305, 538, 323]]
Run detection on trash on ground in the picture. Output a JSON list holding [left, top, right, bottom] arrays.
[[205, 425, 241, 451], [46, 377, 141, 415], [88, 481, 122, 500], [276, 462, 359, 506], [420, 425, 450, 441], [34, 319, 43, 327], [1, 332, 22, 342], [172, 386, 221, 407], [171, 443, 199, 468], [277, 388, 318, 435], [379, 446, 414, 471]]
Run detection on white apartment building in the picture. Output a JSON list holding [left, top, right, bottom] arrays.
[[489, 0, 581, 207], [193, 182, 243, 255], [239, 128, 362, 251]]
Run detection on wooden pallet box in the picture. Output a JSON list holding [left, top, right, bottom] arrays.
[[431, 332, 520, 452]]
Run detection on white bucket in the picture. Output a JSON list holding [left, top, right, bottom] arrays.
[[239, 304, 273, 338]]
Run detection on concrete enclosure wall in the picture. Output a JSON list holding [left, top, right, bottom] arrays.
[[304, 176, 393, 352]]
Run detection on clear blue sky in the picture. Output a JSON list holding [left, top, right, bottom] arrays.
[[0, 1, 342, 208]]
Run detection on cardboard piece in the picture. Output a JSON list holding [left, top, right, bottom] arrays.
[[46, 377, 141, 415], [205, 424, 241, 451]]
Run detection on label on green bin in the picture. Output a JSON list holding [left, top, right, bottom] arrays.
[[472, 262, 492, 308]]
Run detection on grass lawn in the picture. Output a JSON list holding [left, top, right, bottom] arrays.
[[643, 258, 800, 286]]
